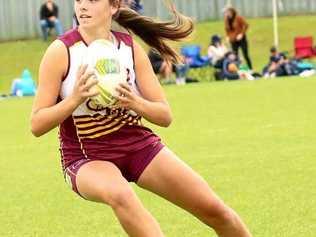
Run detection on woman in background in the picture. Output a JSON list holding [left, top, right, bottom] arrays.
[[224, 6, 253, 70]]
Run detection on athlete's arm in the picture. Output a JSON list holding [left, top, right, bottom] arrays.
[[31, 40, 98, 137], [116, 41, 173, 127]]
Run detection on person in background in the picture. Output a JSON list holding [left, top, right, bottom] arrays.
[[123, 0, 144, 14], [220, 51, 255, 80], [224, 6, 253, 70], [208, 34, 228, 69], [39, 0, 63, 41], [263, 46, 294, 78], [148, 48, 193, 85], [148, 48, 173, 82], [221, 51, 241, 80], [11, 69, 36, 97]]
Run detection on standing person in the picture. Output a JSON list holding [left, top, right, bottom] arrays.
[[224, 6, 253, 70], [31, 1, 252, 236], [39, 0, 63, 41]]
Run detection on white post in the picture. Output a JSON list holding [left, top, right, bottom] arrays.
[[272, 0, 279, 47]]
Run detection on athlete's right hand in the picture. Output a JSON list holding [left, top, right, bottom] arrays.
[[70, 64, 99, 105]]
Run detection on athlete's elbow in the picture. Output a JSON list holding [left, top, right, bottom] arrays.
[[30, 117, 44, 137], [161, 113, 173, 127], [31, 130, 42, 137], [31, 124, 43, 137], [162, 119, 172, 127]]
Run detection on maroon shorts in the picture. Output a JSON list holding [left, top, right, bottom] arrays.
[[64, 141, 164, 198]]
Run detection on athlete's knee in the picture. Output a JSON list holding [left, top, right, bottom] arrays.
[[103, 184, 137, 210], [199, 201, 237, 229]]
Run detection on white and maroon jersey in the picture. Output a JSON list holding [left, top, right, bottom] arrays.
[[58, 28, 142, 140], [57, 28, 162, 173]]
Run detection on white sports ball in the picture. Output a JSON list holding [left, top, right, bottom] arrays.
[[84, 39, 127, 107]]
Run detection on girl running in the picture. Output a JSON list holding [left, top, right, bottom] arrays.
[[31, 1, 252, 236]]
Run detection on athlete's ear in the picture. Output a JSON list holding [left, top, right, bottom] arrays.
[[111, 0, 120, 16]]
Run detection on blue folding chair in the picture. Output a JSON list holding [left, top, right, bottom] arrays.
[[181, 45, 209, 68]]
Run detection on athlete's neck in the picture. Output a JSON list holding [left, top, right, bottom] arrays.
[[78, 25, 112, 45]]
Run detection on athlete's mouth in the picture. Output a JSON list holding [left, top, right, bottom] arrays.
[[80, 14, 92, 19]]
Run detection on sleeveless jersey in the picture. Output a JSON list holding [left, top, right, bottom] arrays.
[[58, 28, 160, 169], [59, 28, 142, 139]]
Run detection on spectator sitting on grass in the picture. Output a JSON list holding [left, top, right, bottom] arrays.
[[263, 46, 295, 78], [208, 34, 228, 69], [221, 51, 241, 80], [215, 51, 255, 81], [148, 48, 197, 85]]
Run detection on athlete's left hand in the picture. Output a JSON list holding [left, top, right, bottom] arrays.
[[114, 83, 143, 111]]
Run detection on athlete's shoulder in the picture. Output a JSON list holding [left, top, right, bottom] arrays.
[[58, 28, 83, 48], [40, 39, 68, 77], [45, 39, 68, 59], [112, 30, 133, 47]]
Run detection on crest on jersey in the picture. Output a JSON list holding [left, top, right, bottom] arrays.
[[95, 59, 120, 76]]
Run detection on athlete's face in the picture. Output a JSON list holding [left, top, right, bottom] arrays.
[[74, 0, 119, 28]]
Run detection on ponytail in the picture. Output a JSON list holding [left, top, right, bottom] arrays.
[[114, 2, 194, 63]]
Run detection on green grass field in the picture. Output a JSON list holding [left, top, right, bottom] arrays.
[[1, 15, 316, 236], [1, 78, 316, 236]]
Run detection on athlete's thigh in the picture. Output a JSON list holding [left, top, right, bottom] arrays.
[[76, 160, 132, 204], [137, 147, 224, 214]]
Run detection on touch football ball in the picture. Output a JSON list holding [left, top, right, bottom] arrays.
[[84, 39, 127, 107], [228, 63, 238, 73]]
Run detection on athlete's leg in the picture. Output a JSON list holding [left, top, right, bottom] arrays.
[[75, 160, 164, 237], [137, 148, 252, 237]]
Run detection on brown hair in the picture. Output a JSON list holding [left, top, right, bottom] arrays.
[[224, 7, 237, 31], [111, 0, 194, 63]]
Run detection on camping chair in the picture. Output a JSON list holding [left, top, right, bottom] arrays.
[[294, 36, 316, 59], [180, 45, 209, 68]]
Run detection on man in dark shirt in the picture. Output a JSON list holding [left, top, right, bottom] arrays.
[[263, 46, 294, 77], [39, 0, 63, 40], [269, 46, 286, 64]]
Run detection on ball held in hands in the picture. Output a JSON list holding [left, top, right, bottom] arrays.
[[84, 39, 127, 107]]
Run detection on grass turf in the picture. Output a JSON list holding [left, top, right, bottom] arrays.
[[1, 78, 316, 236]]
